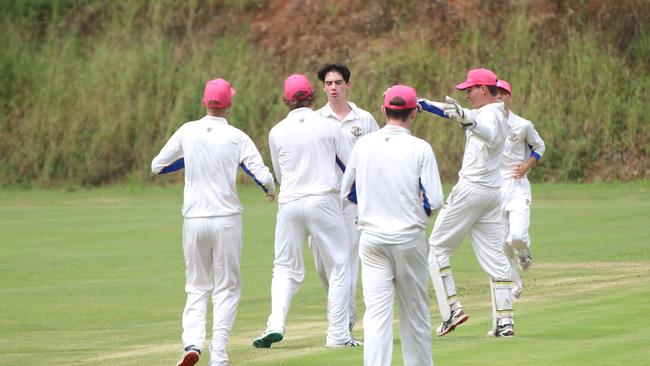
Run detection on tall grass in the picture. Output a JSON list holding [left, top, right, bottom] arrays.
[[1, 0, 648, 187]]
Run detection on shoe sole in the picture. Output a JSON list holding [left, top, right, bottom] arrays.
[[253, 332, 283, 348], [437, 313, 469, 337], [177, 351, 200, 366]]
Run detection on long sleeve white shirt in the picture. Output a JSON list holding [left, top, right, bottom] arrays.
[[341, 125, 444, 245], [151, 115, 274, 218], [499, 111, 546, 179], [458, 102, 507, 188], [269, 107, 351, 203]]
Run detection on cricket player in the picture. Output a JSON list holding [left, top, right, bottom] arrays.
[[496, 80, 546, 298], [341, 84, 443, 366], [422, 68, 515, 337], [151, 78, 275, 366], [253, 74, 358, 349], [311, 63, 380, 332]]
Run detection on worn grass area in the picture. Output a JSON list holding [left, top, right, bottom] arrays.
[[0, 182, 648, 365]]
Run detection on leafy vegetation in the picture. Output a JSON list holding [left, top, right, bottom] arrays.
[[1, 0, 648, 186]]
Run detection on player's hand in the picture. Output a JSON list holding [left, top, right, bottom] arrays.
[[444, 96, 476, 129], [512, 163, 528, 179], [266, 193, 275, 202]]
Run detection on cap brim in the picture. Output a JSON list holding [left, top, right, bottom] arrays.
[[455, 81, 475, 90], [230, 88, 236, 97]]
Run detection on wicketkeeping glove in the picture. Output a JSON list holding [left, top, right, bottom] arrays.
[[443, 96, 476, 130]]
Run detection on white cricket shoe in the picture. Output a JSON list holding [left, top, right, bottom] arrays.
[[512, 283, 523, 299], [326, 338, 363, 348], [487, 323, 515, 338], [436, 307, 469, 336], [518, 250, 532, 271]]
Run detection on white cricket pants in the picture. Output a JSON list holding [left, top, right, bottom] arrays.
[[181, 215, 242, 365], [311, 203, 360, 329], [501, 178, 533, 292], [266, 193, 351, 345], [429, 181, 513, 322], [360, 232, 432, 366]]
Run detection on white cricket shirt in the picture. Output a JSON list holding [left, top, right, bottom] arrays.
[[458, 102, 507, 188], [316, 101, 380, 150], [151, 115, 274, 218], [341, 125, 444, 245], [269, 107, 351, 204], [499, 111, 546, 179]]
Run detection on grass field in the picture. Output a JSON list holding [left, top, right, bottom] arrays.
[[1, 182, 649, 366]]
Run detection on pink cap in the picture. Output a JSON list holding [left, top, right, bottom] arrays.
[[383, 84, 417, 110], [455, 68, 498, 90], [203, 78, 236, 108], [284, 74, 313, 101], [497, 79, 512, 95]]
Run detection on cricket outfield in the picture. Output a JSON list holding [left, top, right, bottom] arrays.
[[1, 182, 648, 366]]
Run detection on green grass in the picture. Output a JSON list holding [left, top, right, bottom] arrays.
[[1, 182, 649, 365]]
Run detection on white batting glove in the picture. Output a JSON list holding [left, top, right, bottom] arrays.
[[444, 96, 476, 130]]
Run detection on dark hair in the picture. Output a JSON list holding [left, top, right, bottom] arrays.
[[285, 91, 315, 109], [486, 85, 498, 96], [385, 106, 415, 121], [317, 63, 351, 83]]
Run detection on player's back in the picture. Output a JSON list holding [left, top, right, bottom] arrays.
[[352, 125, 436, 244], [180, 116, 246, 217], [269, 107, 343, 203]]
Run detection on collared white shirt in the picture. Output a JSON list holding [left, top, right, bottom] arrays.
[[269, 107, 351, 204], [151, 115, 274, 218], [341, 125, 444, 245], [500, 111, 546, 180], [458, 102, 507, 188], [316, 101, 380, 150]]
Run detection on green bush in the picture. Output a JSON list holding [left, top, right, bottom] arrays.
[[0, 0, 647, 187]]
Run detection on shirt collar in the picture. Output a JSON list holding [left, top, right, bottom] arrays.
[[323, 101, 359, 122], [382, 124, 412, 135], [202, 115, 229, 124], [287, 107, 313, 117]]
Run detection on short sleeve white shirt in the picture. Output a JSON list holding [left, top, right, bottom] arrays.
[[500, 111, 546, 180]]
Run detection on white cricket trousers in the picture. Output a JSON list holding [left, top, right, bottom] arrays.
[[501, 178, 533, 292], [360, 232, 432, 366], [312, 203, 360, 329], [266, 193, 351, 345], [182, 215, 242, 365], [429, 181, 513, 323]]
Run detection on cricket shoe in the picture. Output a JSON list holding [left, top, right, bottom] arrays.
[[487, 323, 515, 338], [436, 307, 469, 337], [252, 330, 284, 348], [326, 338, 363, 348], [176, 345, 200, 366], [518, 250, 532, 271]]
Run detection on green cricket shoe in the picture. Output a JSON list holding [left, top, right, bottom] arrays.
[[253, 331, 283, 348]]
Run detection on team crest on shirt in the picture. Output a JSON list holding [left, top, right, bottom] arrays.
[[350, 126, 362, 137], [508, 132, 519, 142]]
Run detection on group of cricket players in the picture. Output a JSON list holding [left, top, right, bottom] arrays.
[[151, 63, 546, 366]]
